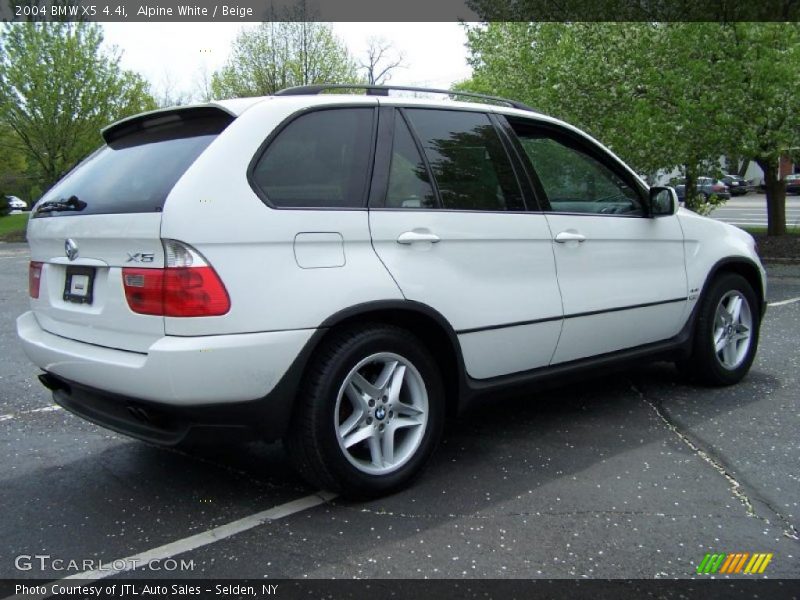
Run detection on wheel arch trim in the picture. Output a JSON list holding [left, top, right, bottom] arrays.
[[702, 256, 766, 318], [316, 299, 469, 415]]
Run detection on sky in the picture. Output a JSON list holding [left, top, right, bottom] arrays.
[[101, 22, 473, 100]]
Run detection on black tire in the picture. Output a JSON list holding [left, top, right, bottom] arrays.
[[283, 324, 445, 498], [678, 273, 760, 386]]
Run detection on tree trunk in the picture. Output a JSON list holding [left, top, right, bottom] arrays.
[[757, 158, 786, 236], [684, 163, 698, 211]]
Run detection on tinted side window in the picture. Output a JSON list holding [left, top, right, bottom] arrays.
[[514, 132, 643, 216], [385, 113, 437, 209], [251, 108, 374, 208], [405, 109, 524, 211]]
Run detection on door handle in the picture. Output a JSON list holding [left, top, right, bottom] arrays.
[[397, 231, 441, 245], [554, 231, 586, 243]]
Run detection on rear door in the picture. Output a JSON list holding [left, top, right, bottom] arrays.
[[27, 108, 233, 352], [368, 107, 564, 380]]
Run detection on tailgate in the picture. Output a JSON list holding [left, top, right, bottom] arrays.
[[27, 107, 234, 353], [28, 214, 165, 353]]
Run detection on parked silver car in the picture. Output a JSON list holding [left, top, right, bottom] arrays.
[[674, 177, 731, 202]]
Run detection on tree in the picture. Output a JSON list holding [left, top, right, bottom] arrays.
[[464, 0, 800, 23], [0, 123, 29, 198], [459, 22, 800, 233], [459, 23, 727, 211], [0, 123, 30, 215], [459, 24, 670, 170], [722, 23, 800, 236], [0, 23, 156, 190], [154, 70, 193, 108], [194, 64, 214, 103], [359, 37, 405, 85], [211, 21, 360, 99]]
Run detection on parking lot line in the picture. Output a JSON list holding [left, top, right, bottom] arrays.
[[24, 405, 61, 414], [768, 296, 800, 307], [63, 491, 336, 579], [8, 492, 336, 600], [0, 405, 62, 423]]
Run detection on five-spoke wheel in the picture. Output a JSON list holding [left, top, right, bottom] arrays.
[[335, 353, 428, 475], [712, 290, 753, 370], [678, 272, 760, 386], [285, 325, 444, 498]]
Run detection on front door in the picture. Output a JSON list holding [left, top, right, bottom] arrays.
[[506, 118, 687, 364]]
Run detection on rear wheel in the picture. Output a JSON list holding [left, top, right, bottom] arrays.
[[284, 324, 444, 498], [678, 273, 760, 386]]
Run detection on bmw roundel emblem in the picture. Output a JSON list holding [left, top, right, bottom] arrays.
[[65, 239, 78, 261]]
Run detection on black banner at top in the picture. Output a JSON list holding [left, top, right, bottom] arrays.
[[1, 0, 800, 22]]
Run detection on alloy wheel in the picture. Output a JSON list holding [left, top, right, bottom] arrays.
[[712, 290, 753, 370], [334, 352, 428, 475]]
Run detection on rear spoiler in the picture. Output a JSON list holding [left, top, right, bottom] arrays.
[[102, 106, 235, 144]]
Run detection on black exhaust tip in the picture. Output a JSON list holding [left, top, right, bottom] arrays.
[[127, 405, 153, 424], [38, 373, 69, 393]]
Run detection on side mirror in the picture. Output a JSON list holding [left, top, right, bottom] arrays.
[[649, 186, 679, 217]]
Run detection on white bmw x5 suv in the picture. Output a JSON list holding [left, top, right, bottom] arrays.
[[17, 85, 766, 497]]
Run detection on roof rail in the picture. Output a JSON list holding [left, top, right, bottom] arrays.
[[274, 84, 537, 112]]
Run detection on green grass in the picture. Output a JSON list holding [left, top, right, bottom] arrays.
[[740, 225, 800, 236], [0, 212, 29, 241]]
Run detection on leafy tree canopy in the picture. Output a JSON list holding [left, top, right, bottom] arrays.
[[459, 22, 800, 234], [211, 20, 361, 99], [0, 22, 156, 191]]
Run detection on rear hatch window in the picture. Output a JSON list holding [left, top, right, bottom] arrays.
[[34, 108, 233, 218]]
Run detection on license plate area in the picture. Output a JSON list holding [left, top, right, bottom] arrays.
[[63, 266, 95, 305]]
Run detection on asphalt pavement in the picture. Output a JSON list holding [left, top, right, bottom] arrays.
[[1, 242, 798, 583], [710, 193, 800, 229]]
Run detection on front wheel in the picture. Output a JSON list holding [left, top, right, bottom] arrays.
[[284, 324, 444, 498], [678, 273, 760, 386]]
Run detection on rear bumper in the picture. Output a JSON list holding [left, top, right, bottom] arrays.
[[17, 311, 313, 405], [43, 374, 266, 445], [17, 311, 323, 443]]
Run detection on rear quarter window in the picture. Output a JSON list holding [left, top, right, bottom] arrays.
[[249, 107, 376, 209], [34, 113, 232, 218]]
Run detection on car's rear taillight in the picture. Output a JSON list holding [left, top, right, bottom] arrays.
[[122, 240, 230, 317], [29, 261, 43, 298]]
